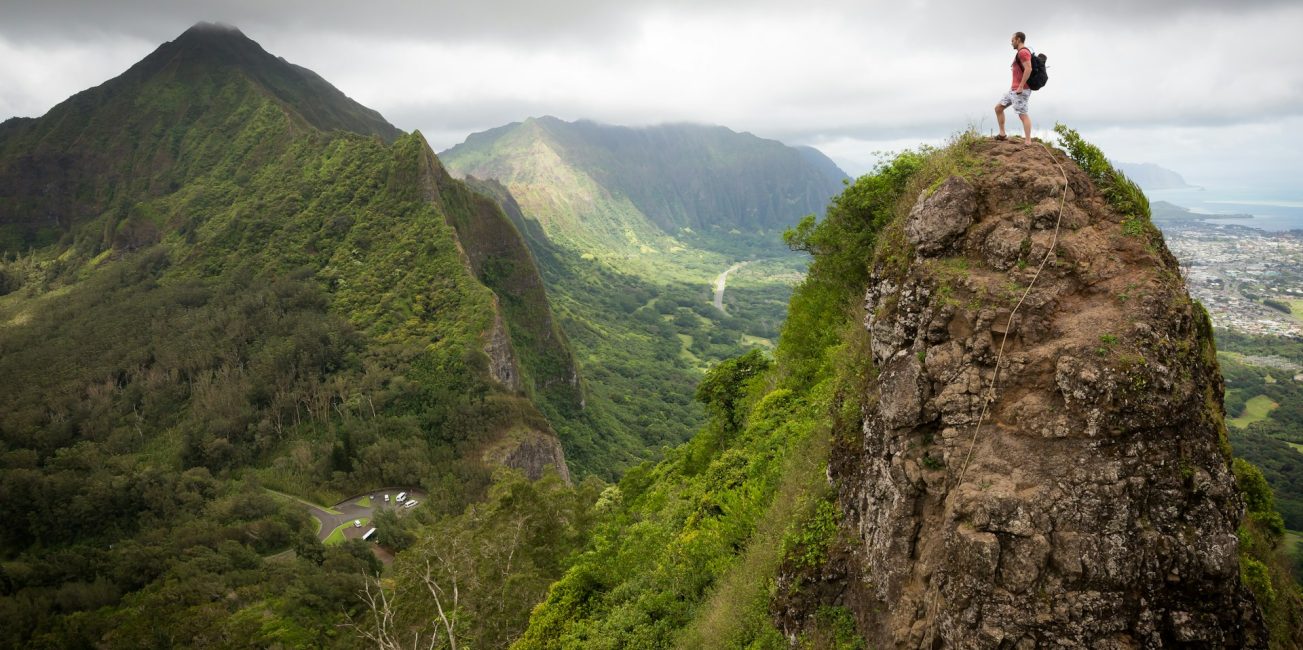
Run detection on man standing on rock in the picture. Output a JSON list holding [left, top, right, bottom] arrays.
[[995, 31, 1033, 145]]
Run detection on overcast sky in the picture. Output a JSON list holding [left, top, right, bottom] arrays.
[[2, 0, 1301, 190]]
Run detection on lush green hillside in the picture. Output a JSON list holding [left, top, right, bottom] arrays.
[[0, 22, 400, 254], [511, 136, 920, 650], [442, 117, 846, 255], [0, 24, 576, 647], [444, 119, 845, 476], [510, 130, 1303, 648], [1217, 331, 1303, 530]]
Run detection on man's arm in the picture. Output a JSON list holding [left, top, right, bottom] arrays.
[[1018, 49, 1032, 90]]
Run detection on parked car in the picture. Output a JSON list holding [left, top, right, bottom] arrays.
[[384, 494, 390, 502], [353, 519, 362, 528], [404, 500, 418, 509], [396, 492, 407, 502]]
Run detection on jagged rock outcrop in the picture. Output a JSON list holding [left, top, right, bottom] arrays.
[[405, 132, 575, 480], [482, 427, 573, 484], [485, 307, 525, 393], [800, 142, 1266, 647]]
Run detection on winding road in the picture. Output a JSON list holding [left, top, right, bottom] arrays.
[[712, 262, 748, 312], [266, 487, 426, 541]]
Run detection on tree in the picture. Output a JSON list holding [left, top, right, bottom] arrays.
[[695, 349, 772, 432], [294, 533, 326, 566], [349, 539, 470, 650]]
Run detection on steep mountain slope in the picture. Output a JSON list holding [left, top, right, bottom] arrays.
[[804, 137, 1261, 646], [462, 176, 719, 475], [441, 118, 847, 475], [0, 23, 575, 646], [441, 116, 847, 255], [513, 130, 1302, 648], [0, 22, 400, 252]]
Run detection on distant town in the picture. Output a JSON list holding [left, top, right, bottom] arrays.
[[1159, 219, 1303, 338]]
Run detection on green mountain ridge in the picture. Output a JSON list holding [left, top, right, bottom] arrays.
[[441, 116, 848, 257], [510, 130, 1303, 648], [0, 23, 579, 646], [9, 19, 1295, 650], [0, 22, 400, 253], [443, 118, 846, 477]]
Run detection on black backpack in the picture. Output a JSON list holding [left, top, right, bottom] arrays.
[[1020, 48, 1049, 90]]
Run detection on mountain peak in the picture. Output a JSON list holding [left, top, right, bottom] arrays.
[[141, 21, 275, 73], [179, 21, 247, 37], [114, 23, 401, 141], [0, 22, 401, 250], [148, 21, 264, 62], [774, 137, 1268, 645]]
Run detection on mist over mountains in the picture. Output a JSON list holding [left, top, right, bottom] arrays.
[[2, 19, 1300, 650], [441, 116, 847, 257], [1114, 160, 1195, 191], [0, 22, 586, 645]]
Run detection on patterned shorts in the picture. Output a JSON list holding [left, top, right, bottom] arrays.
[[999, 89, 1032, 115]]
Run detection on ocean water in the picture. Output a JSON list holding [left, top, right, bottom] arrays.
[[1147, 187, 1303, 232]]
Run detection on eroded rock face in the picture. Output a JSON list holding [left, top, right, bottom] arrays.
[[485, 309, 524, 393], [906, 176, 979, 257], [482, 428, 572, 483], [797, 142, 1266, 648]]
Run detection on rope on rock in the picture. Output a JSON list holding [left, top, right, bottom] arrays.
[[954, 141, 1069, 485], [921, 141, 1069, 649]]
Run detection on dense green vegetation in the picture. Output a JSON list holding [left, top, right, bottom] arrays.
[[355, 469, 602, 649], [528, 248, 806, 476], [1232, 428, 1303, 535], [511, 141, 924, 649], [5, 481, 386, 648], [447, 121, 846, 477], [0, 23, 399, 254], [462, 158, 820, 478], [1234, 458, 1303, 643], [1218, 329, 1303, 362], [0, 25, 579, 647], [442, 117, 846, 249], [1217, 332, 1303, 529]]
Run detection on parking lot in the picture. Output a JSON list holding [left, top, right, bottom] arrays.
[[294, 487, 428, 544]]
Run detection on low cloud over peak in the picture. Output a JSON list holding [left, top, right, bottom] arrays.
[[2, 1, 1300, 185]]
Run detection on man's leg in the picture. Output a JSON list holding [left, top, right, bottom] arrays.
[[995, 103, 1006, 137], [1019, 114, 1032, 144]]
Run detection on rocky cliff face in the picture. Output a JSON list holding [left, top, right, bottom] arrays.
[[802, 141, 1266, 647], [406, 133, 575, 481], [482, 426, 573, 484], [484, 307, 524, 393]]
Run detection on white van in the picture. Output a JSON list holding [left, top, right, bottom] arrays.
[[396, 492, 407, 502], [404, 500, 418, 509], [384, 494, 390, 503], [353, 519, 362, 528]]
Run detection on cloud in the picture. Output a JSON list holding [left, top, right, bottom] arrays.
[[0, 35, 159, 120], [1, 1, 1300, 187], [1, 0, 1295, 42]]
